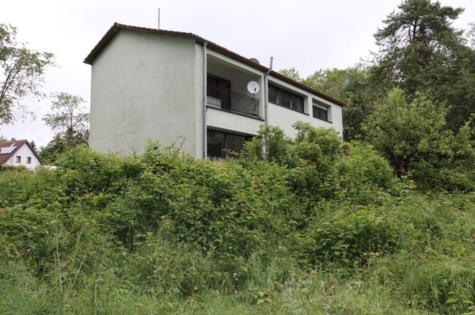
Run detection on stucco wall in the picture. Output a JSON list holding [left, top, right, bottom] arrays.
[[267, 104, 339, 137], [89, 30, 199, 155], [267, 78, 343, 138], [206, 108, 263, 135], [4, 144, 41, 170]]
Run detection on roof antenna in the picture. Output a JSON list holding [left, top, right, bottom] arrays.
[[158, 8, 161, 29]]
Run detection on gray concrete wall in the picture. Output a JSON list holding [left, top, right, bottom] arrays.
[[89, 30, 199, 155]]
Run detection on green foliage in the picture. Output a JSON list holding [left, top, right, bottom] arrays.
[[278, 67, 302, 81], [304, 205, 397, 268], [334, 141, 394, 204], [43, 92, 89, 135], [125, 237, 214, 296], [295, 66, 377, 141], [1, 137, 475, 313], [364, 88, 447, 175], [363, 88, 475, 191], [373, 0, 464, 94], [41, 92, 90, 163], [371, 0, 475, 131], [244, 122, 393, 207], [0, 23, 55, 125], [242, 124, 291, 164]]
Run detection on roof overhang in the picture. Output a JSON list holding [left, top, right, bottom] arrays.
[[84, 23, 345, 107]]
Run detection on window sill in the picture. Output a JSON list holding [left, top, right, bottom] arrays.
[[313, 117, 333, 123], [271, 103, 308, 115]]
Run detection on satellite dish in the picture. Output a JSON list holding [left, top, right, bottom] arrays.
[[247, 81, 260, 95]]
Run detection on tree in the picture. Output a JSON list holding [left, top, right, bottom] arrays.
[[29, 139, 37, 152], [278, 67, 302, 82], [41, 92, 89, 162], [373, 0, 464, 90], [0, 23, 55, 126], [362, 88, 470, 177], [466, 22, 475, 50], [302, 68, 348, 100], [301, 66, 378, 141], [371, 0, 475, 130]]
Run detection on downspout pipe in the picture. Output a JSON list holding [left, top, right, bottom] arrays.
[[262, 57, 273, 160], [202, 42, 208, 159], [263, 57, 273, 126]]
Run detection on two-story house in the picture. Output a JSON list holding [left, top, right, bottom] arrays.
[[84, 23, 344, 158]]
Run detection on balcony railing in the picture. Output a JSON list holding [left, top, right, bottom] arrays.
[[207, 83, 260, 117]]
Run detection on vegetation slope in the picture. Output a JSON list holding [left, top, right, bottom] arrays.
[[1, 124, 475, 314]]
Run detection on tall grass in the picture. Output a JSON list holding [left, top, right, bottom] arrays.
[[1, 132, 475, 314]]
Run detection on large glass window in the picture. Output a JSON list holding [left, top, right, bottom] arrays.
[[207, 130, 249, 159], [269, 85, 304, 113]]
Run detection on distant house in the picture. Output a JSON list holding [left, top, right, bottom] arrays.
[[84, 23, 344, 158], [0, 139, 42, 170]]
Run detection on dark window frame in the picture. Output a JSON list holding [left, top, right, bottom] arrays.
[[312, 103, 330, 122], [207, 129, 252, 159], [268, 85, 305, 113]]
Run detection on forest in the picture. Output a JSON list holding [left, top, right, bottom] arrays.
[[2, 0, 475, 314]]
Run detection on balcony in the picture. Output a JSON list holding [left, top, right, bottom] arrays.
[[207, 83, 260, 118]]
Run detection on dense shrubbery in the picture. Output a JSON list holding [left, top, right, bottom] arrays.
[[1, 125, 475, 314]]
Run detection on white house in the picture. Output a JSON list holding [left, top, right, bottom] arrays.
[[0, 139, 42, 170], [84, 23, 344, 158]]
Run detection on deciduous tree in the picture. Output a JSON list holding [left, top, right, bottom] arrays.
[[301, 66, 377, 141], [362, 88, 473, 177], [41, 92, 89, 162], [0, 23, 54, 126], [278, 67, 302, 82]]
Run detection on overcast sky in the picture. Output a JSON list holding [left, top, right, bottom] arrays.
[[1, 0, 474, 147]]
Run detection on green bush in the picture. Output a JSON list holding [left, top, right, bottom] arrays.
[[334, 141, 394, 205], [411, 160, 475, 192], [303, 204, 397, 268], [1, 133, 475, 313]]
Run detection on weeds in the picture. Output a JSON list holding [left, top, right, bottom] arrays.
[[1, 127, 475, 314]]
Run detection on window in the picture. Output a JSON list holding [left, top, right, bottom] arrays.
[[313, 103, 330, 121], [207, 74, 231, 110], [269, 85, 304, 113], [207, 130, 250, 159], [27, 157, 32, 164], [15, 156, 21, 163]]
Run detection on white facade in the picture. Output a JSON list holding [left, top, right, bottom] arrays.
[[0, 141, 42, 170], [85, 24, 344, 158]]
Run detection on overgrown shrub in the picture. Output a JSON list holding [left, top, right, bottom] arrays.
[[334, 141, 394, 205], [302, 204, 397, 268], [1, 132, 475, 313]]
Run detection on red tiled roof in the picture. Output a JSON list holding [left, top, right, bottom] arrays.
[[84, 23, 345, 107], [0, 139, 42, 165]]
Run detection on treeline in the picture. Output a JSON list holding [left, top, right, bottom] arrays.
[[281, 0, 475, 183]]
